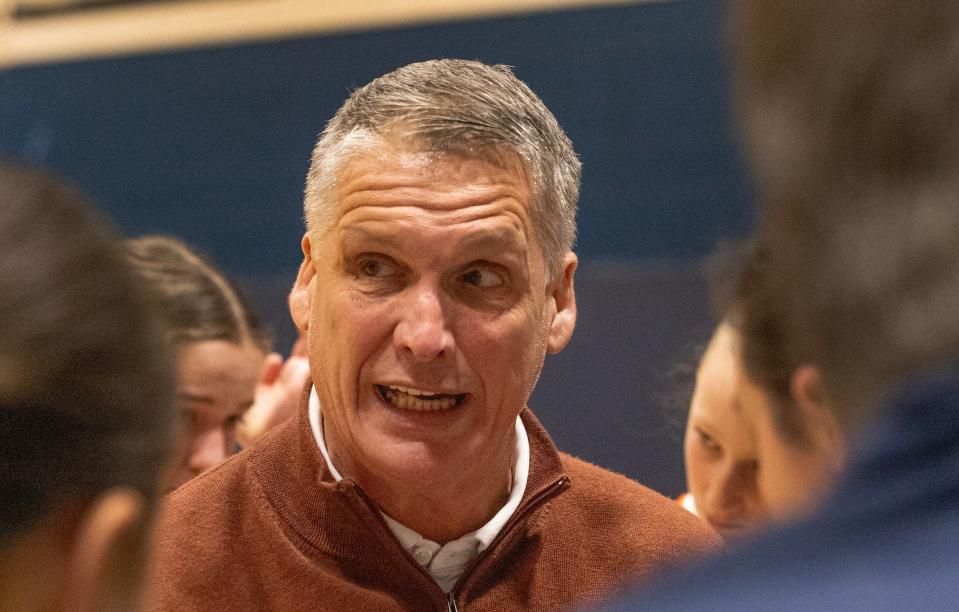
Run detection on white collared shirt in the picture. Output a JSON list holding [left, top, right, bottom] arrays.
[[308, 386, 530, 593]]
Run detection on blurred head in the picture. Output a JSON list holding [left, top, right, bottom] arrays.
[[734, 1, 959, 428], [289, 60, 578, 524], [732, 241, 844, 521], [0, 164, 175, 611], [685, 242, 844, 535], [124, 236, 271, 490]]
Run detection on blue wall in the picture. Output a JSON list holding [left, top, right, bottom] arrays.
[[0, 0, 751, 496]]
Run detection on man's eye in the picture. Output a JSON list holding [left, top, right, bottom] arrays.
[[359, 258, 397, 278], [224, 414, 244, 430], [460, 268, 504, 288]]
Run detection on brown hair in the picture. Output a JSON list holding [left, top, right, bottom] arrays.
[[732, 1, 959, 428], [705, 239, 809, 445], [0, 163, 175, 546], [123, 235, 271, 354]]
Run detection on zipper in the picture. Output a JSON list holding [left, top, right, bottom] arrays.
[[346, 475, 570, 611], [448, 475, 571, 596], [345, 481, 458, 608]]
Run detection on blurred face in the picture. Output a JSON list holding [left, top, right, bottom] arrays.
[[291, 143, 576, 498], [684, 323, 769, 538], [167, 339, 265, 490], [738, 367, 841, 522]]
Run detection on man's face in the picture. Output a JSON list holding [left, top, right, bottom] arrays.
[[291, 142, 576, 489]]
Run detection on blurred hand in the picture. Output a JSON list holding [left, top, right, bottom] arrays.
[[237, 336, 310, 447]]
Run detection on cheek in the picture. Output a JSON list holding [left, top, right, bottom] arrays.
[[313, 295, 382, 365], [316, 300, 404, 419], [683, 430, 697, 479], [486, 308, 546, 370], [169, 433, 190, 471], [684, 443, 711, 497], [460, 307, 522, 352], [452, 309, 545, 416], [757, 444, 810, 519]]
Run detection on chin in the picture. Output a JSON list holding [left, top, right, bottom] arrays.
[[370, 438, 465, 482]]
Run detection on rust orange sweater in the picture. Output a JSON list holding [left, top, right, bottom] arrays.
[[147, 392, 719, 610]]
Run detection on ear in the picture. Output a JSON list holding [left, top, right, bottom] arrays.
[[791, 365, 845, 470], [545, 252, 577, 354], [64, 488, 149, 612], [289, 232, 316, 333]]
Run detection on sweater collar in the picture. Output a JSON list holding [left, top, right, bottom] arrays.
[[249, 380, 568, 562], [306, 385, 530, 592]]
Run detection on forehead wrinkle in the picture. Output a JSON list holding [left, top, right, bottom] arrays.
[[337, 211, 530, 260], [327, 144, 542, 264], [334, 147, 532, 212], [336, 181, 529, 216], [337, 199, 530, 239]]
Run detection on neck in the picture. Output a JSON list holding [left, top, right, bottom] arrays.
[[367, 462, 513, 544], [327, 437, 515, 544]]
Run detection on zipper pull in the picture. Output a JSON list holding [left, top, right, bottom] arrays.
[[446, 592, 460, 612]]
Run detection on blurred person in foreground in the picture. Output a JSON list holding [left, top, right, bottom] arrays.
[[147, 59, 719, 611], [612, 2, 959, 609], [124, 235, 310, 492], [680, 245, 844, 540], [0, 164, 175, 611]]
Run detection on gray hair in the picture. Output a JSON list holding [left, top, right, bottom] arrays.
[[303, 59, 581, 278]]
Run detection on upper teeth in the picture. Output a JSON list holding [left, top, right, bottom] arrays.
[[388, 385, 441, 398], [381, 385, 460, 412]]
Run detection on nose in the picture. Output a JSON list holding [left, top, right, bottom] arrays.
[[187, 427, 229, 475], [393, 285, 455, 362], [705, 460, 759, 525]]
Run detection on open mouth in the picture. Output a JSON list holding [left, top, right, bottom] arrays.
[[375, 384, 468, 412]]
